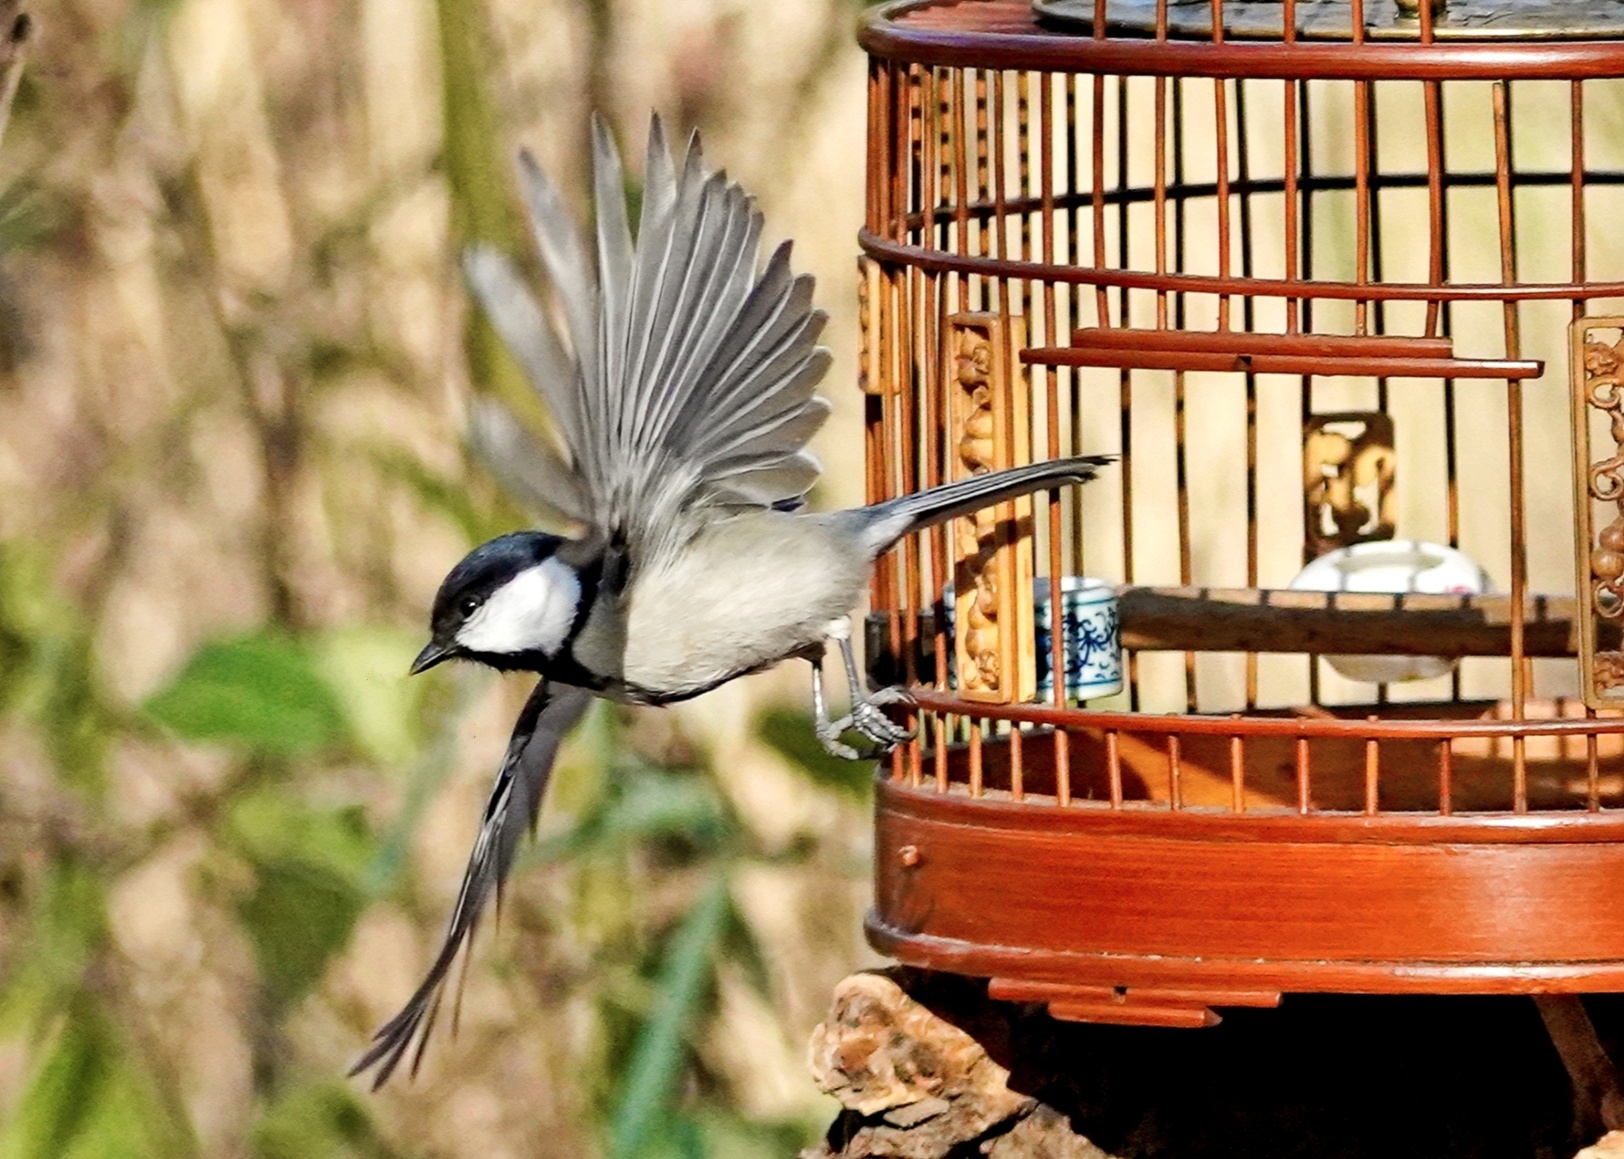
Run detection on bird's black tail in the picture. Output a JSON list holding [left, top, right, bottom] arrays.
[[851, 454, 1112, 556]]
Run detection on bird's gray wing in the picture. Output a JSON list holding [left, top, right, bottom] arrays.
[[350, 679, 593, 1088], [467, 399, 591, 525], [470, 114, 832, 559]]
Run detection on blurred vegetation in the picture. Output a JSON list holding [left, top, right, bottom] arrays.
[[0, 0, 872, 1155]]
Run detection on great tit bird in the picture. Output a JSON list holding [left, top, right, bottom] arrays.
[[351, 115, 1108, 1086]]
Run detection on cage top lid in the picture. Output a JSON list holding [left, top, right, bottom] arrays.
[[1034, 0, 1624, 42]]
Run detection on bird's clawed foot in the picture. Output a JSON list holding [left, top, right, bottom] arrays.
[[809, 627, 916, 760], [815, 686, 915, 760]]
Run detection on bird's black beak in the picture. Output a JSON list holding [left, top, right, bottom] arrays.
[[409, 639, 458, 675]]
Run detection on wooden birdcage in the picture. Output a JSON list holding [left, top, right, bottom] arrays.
[[859, 0, 1624, 1029]]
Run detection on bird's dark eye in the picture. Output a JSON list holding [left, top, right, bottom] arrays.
[[459, 595, 482, 617]]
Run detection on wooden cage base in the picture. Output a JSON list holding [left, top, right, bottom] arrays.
[[871, 766, 1624, 1030]]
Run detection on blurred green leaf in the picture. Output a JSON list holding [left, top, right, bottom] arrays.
[[607, 871, 731, 1159], [0, 857, 106, 1035], [142, 632, 347, 755], [237, 860, 363, 1015], [754, 707, 875, 800], [226, 791, 375, 885], [0, 179, 65, 255], [0, 1005, 111, 1159], [691, 1109, 816, 1159], [0, 997, 194, 1159], [0, 540, 109, 789], [311, 625, 425, 767], [636, 1116, 704, 1159], [224, 792, 374, 1012], [720, 898, 772, 999], [534, 768, 733, 867], [39, 637, 107, 793], [251, 1079, 395, 1159], [597, 773, 732, 853], [0, 540, 70, 647]]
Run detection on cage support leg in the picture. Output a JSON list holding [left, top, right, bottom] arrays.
[[1534, 995, 1624, 1141]]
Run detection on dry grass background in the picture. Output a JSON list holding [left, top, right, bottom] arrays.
[[0, 0, 879, 1155], [12, 0, 1616, 1153]]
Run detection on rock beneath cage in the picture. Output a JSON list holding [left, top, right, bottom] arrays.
[[983, 1105, 1115, 1159], [803, 972, 1114, 1159], [1578, 1131, 1624, 1159], [808, 972, 1028, 1134]]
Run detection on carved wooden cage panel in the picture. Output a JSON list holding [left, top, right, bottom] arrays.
[[858, 0, 1624, 1023]]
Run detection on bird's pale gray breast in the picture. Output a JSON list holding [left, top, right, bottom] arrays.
[[617, 510, 871, 699]]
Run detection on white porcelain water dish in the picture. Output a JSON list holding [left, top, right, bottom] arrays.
[[1287, 540, 1493, 683]]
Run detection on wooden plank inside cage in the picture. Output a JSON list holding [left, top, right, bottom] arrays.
[[1028, 330, 1543, 380]]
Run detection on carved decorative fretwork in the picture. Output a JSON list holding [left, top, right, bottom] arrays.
[[1596, 651, 1624, 693], [1573, 319, 1624, 708], [858, 256, 886, 396], [947, 313, 1034, 704], [1303, 411, 1397, 561]]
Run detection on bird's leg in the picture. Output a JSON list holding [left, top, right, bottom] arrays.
[[836, 633, 914, 751], [811, 617, 914, 759], [808, 653, 862, 761]]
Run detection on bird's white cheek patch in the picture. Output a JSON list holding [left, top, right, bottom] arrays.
[[456, 557, 581, 656]]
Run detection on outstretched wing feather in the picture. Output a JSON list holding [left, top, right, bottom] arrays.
[[702, 394, 833, 474], [631, 165, 762, 450], [467, 400, 591, 525], [462, 248, 577, 427], [620, 130, 700, 454], [594, 115, 641, 479], [515, 149, 601, 498], [709, 451, 824, 508], [683, 309, 827, 441], [466, 115, 831, 547], [563, 121, 832, 542]]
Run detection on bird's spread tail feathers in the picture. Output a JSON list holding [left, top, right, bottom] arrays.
[[851, 454, 1112, 556], [350, 680, 592, 1088]]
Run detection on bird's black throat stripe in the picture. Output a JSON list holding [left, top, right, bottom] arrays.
[[563, 551, 605, 650], [543, 549, 615, 691]]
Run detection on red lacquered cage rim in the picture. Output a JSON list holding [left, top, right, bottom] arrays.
[[906, 688, 1624, 741], [860, 0, 1624, 80]]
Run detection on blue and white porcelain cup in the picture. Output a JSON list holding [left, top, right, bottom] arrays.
[[1034, 576, 1123, 702], [942, 576, 1123, 702]]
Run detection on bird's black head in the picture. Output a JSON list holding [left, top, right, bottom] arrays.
[[411, 531, 569, 674]]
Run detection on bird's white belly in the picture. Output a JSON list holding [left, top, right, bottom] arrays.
[[618, 514, 868, 700]]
